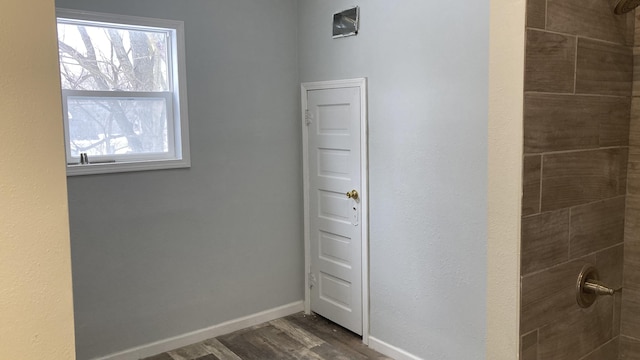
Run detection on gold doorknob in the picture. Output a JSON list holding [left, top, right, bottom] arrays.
[[346, 190, 359, 200]]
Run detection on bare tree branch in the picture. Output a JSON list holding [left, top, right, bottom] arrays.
[[106, 29, 137, 89]]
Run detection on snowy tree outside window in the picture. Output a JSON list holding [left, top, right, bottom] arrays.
[[56, 9, 189, 176]]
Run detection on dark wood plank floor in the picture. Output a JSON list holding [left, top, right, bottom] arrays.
[[142, 312, 392, 360]]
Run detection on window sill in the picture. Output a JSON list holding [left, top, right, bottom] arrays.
[[66, 158, 190, 176]]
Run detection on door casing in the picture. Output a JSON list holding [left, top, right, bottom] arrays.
[[301, 78, 369, 344]]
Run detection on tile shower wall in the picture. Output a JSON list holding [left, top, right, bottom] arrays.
[[521, 0, 633, 359], [622, 11, 640, 359]]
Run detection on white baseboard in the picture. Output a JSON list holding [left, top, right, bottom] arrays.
[[368, 336, 423, 360], [94, 301, 304, 360]]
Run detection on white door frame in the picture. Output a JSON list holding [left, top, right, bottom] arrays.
[[301, 78, 369, 344]]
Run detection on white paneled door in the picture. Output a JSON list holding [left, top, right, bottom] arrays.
[[303, 79, 367, 336]]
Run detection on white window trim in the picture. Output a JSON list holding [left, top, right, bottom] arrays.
[[56, 8, 191, 176]]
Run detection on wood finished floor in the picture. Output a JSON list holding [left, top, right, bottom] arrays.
[[142, 312, 392, 360]]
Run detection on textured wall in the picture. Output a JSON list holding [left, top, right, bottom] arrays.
[[0, 0, 76, 358], [621, 10, 640, 358], [55, 0, 303, 359], [298, 1, 490, 358], [520, 0, 633, 358]]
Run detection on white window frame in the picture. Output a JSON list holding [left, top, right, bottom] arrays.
[[56, 9, 190, 176]]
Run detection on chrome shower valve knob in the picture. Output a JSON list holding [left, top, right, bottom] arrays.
[[576, 264, 619, 308]]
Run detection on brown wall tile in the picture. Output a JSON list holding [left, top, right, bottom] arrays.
[[523, 155, 541, 216], [634, 49, 640, 96], [601, 100, 631, 148], [620, 335, 640, 359], [521, 210, 569, 275], [576, 39, 633, 96], [622, 288, 640, 339], [635, 8, 640, 45], [629, 98, 640, 149], [524, 94, 629, 153], [542, 149, 624, 211], [580, 337, 619, 360], [521, 0, 634, 353], [521, 255, 596, 334], [625, 195, 640, 242], [524, 94, 598, 153], [525, 30, 576, 93], [595, 244, 624, 291], [521, 330, 538, 360], [547, 0, 633, 45], [526, 0, 545, 29], [570, 197, 625, 258], [627, 153, 640, 195], [620, 148, 629, 195], [624, 241, 640, 292], [615, 293, 622, 337], [538, 296, 614, 360]]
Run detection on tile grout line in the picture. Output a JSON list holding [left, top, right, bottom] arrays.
[[575, 336, 619, 360], [544, 0, 547, 30], [620, 334, 640, 342], [539, 154, 543, 214], [525, 90, 631, 98], [574, 35, 578, 95], [567, 206, 572, 260], [527, 27, 631, 47], [624, 45, 633, 330], [535, 328, 540, 360], [522, 241, 625, 278], [522, 194, 627, 220], [524, 145, 629, 157], [614, 291, 621, 339]]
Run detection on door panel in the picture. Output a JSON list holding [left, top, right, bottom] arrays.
[[318, 190, 352, 223], [318, 149, 350, 179], [307, 86, 362, 335], [319, 231, 352, 268]]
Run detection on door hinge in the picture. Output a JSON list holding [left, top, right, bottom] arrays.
[[305, 109, 313, 126], [308, 272, 317, 289]]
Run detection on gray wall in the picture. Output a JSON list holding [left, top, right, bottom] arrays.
[[56, 0, 303, 358], [60, 0, 491, 358], [298, 1, 489, 358]]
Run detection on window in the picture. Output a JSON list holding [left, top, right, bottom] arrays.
[[56, 9, 190, 176]]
